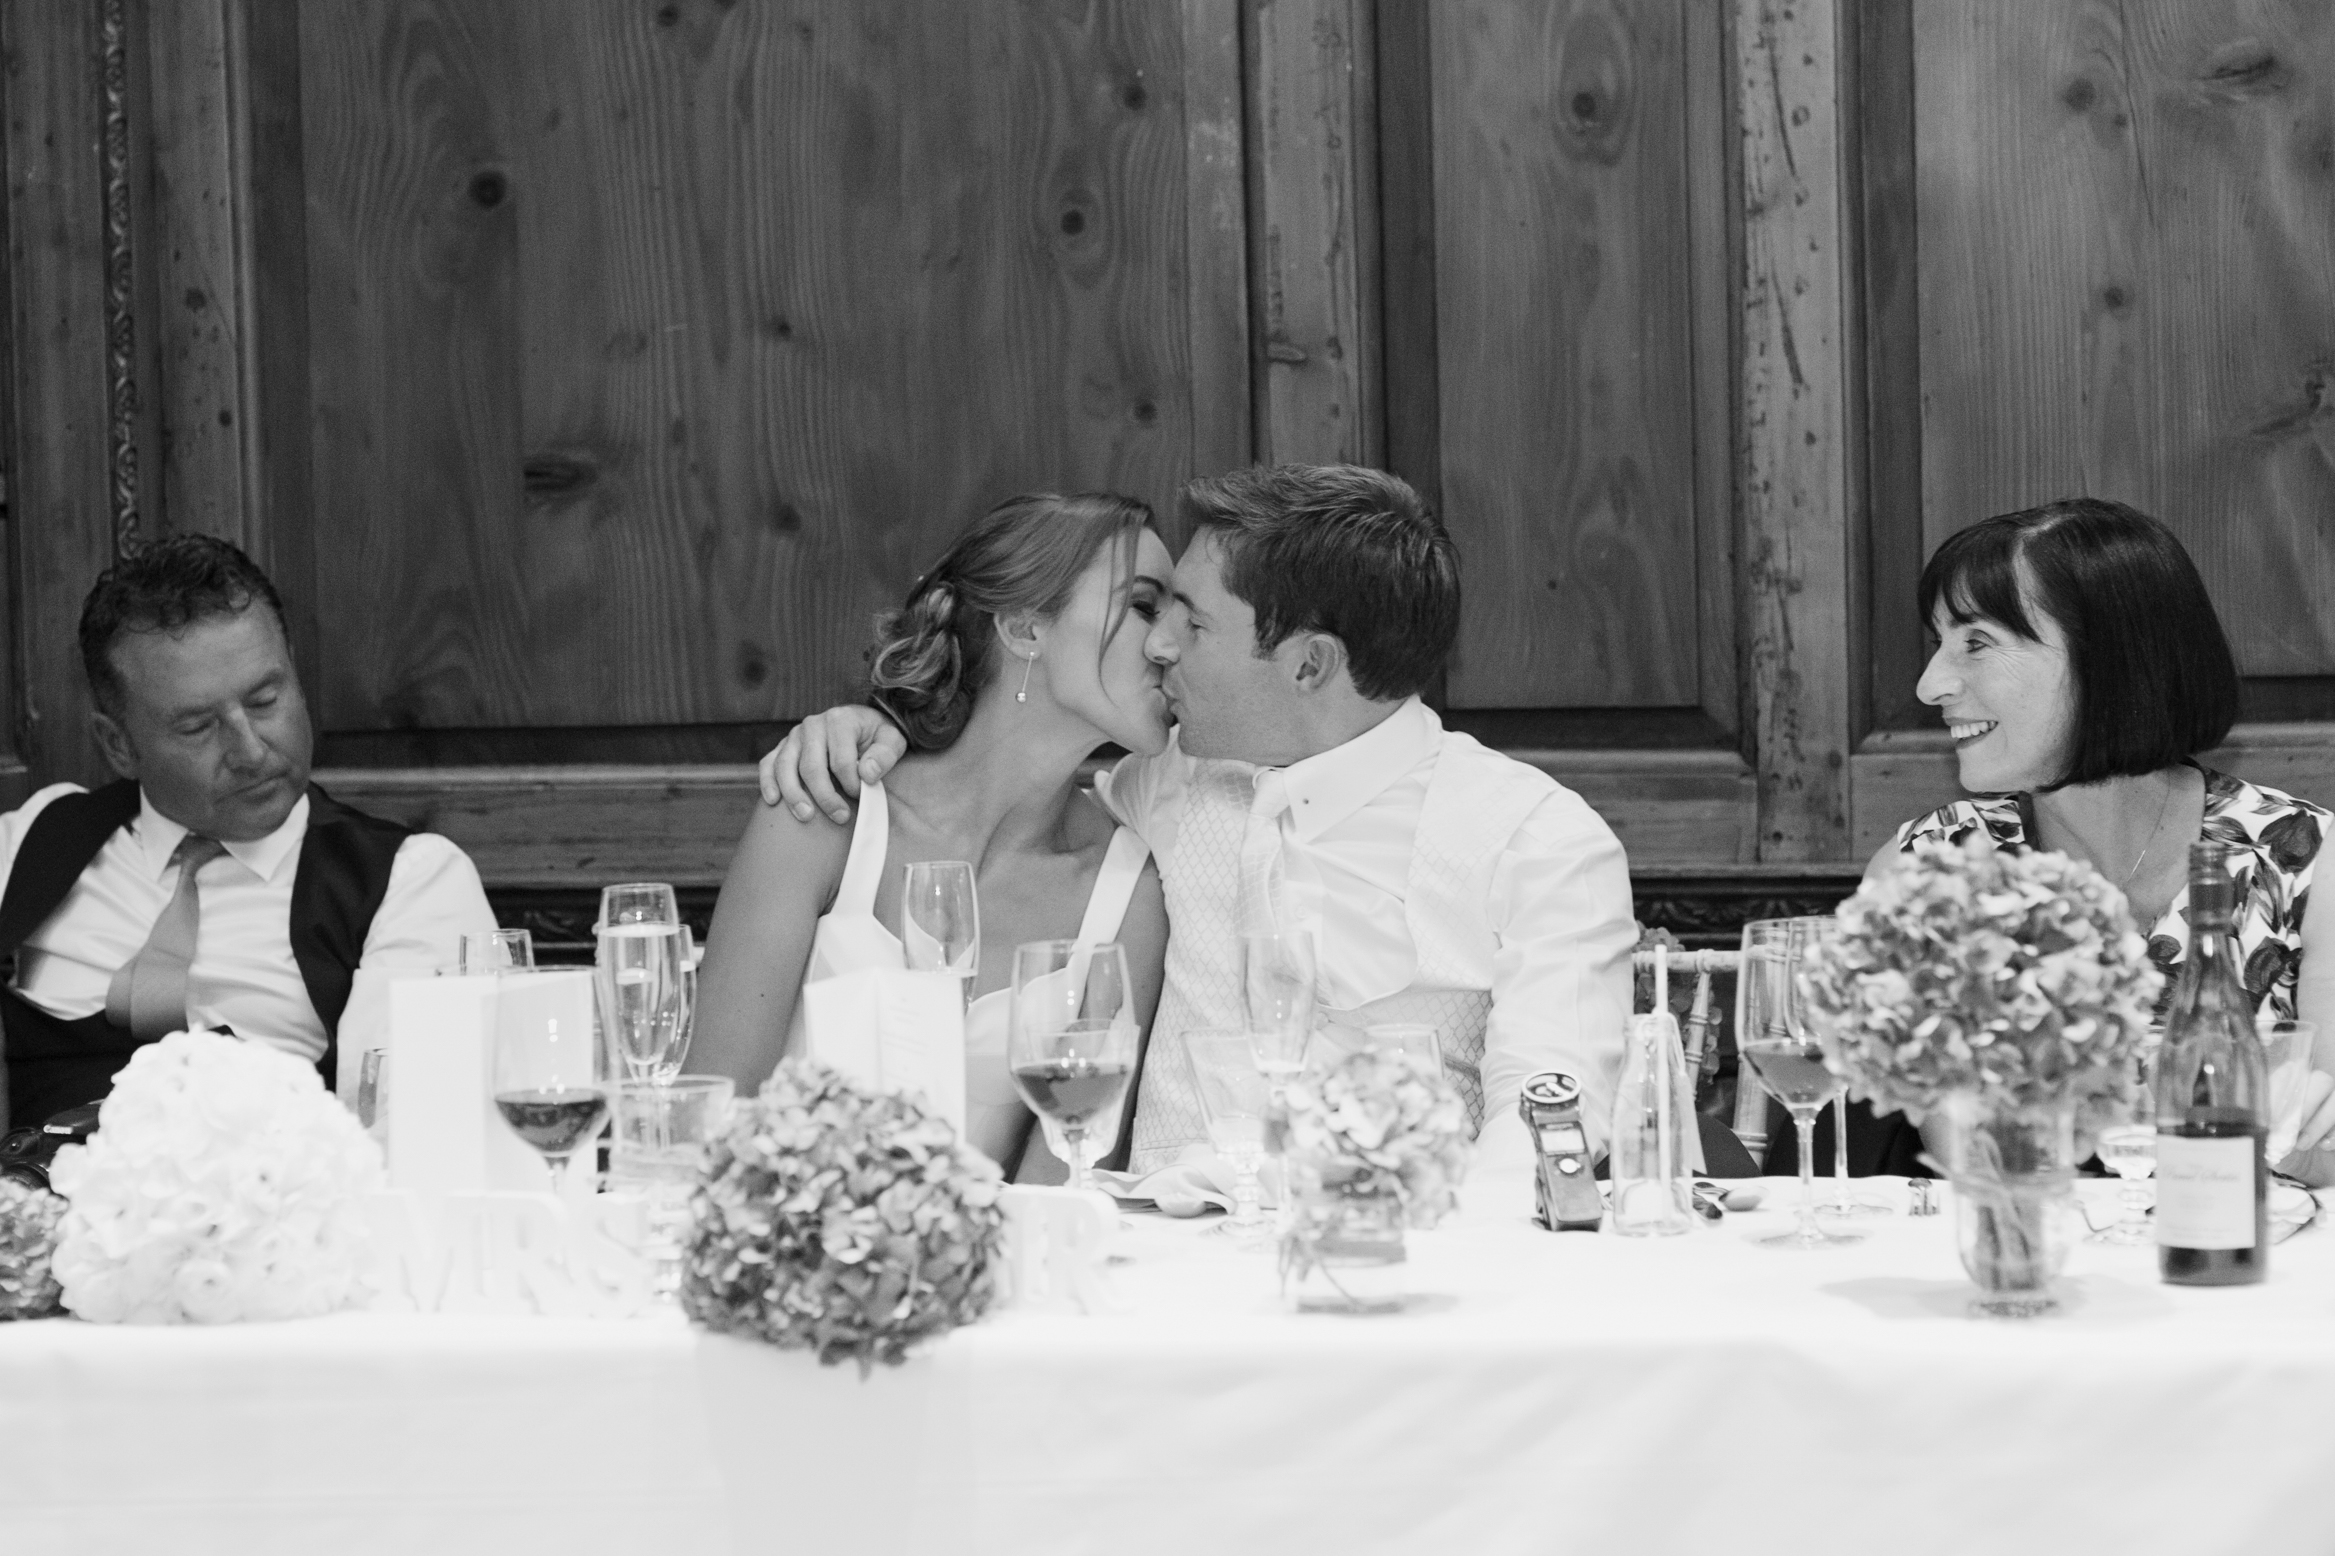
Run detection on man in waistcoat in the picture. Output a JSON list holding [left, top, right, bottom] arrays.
[[0, 536, 497, 1130], [759, 465, 1634, 1170]]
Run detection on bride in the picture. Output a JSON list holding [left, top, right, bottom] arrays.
[[692, 492, 1172, 1177]]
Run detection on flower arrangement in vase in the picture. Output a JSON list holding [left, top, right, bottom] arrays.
[[1799, 835, 2162, 1315], [1279, 1045, 1470, 1313], [48, 1029, 383, 1324], [680, 1060, 1005, 1371]]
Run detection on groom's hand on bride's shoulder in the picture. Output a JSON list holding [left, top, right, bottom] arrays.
[[759, 705, 909, 823]]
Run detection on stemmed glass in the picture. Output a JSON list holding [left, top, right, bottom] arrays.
[[492, 985, 609, 1197], [1785, 918, 1889, 1221], [902, 861, 980, 997], [1187, 1030, 1272, 1245], [1008, 940, 1136, 1194], [2092, 1044, 2158, 1245], [1740, 918, 1862, 1249]]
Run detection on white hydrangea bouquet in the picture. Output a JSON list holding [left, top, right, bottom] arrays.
[[49, 1029, 383, 1324], [1797, 836, 2162, 1121], [1282, 1046, 1471, 1228], [681, 1060, 1005, 1372]]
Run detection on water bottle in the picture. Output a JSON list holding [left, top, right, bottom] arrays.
[[1608, 1012, 1696, 1236]]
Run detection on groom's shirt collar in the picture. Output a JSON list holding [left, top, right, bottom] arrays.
[[1275, 696, 1439, 843]]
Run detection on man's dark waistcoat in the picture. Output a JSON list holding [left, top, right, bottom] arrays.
[[0, 781, 410, 1128]]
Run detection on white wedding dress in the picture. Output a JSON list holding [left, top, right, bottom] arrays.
[[788, 781, 1149, 1169]]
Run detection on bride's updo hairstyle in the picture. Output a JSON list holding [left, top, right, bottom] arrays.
[[868, 491, 1153, 750]]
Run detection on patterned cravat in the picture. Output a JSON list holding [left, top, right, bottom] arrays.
[[105, 834, 227, 1040], [1237, 768, 1293, 938]]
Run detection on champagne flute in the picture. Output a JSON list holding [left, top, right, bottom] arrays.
[[1785, 918, 1888, 1220], [595, 919, 688, 1084], [902, 860, 980, 997], [492, 987, 608, 1197], [1740, 918, 1861, 1248], [457, 928, 535, 975], [1186, 1029, 1272, 1246], [1008, 940, 1135, 1195]]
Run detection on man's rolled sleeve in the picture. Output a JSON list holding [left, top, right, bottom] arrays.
[[1481, 788, 1635, 1162]]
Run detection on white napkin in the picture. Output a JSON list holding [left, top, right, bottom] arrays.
[[1089, 1145, 1285, 1217]]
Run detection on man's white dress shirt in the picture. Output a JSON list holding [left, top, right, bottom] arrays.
[[1099, 697, 1635, 1172], [1, 783, 496, 1065]]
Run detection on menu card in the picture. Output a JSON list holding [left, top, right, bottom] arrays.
[[798, 967, 967, 1134]]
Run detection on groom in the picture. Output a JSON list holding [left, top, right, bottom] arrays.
[[764, 464, 1634, 1169]]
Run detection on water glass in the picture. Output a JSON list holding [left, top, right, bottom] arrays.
[[457, 928, 535, 975], [356, 1047, 388, 1142], [1186, 1029, 1272, 1246], [902, 860, 980, 989], [1007, 940, 1136, 1194], [609, 1075, 733, 1300], [600, 882, 680, 928], [596, 920, 689, 1083]]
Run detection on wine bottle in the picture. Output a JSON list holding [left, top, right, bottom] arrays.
[[2154, 841, 2268, 1285]]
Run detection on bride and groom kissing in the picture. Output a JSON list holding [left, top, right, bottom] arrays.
[[690, 462, 1637, 1184]]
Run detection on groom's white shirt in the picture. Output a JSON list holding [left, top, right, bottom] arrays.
[[1096, 697, 1635, 1171]]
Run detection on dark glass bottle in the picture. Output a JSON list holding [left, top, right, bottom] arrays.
[[2154, 841, 2268, 1285]]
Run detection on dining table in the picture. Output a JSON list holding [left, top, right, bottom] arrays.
[[6, 1165, 2332, 1556]]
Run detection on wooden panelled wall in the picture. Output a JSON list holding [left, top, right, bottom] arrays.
[[1, 0, 2330, 908]]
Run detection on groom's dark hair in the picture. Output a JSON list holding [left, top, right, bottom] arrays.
[[1179, 464, 1458, 701]]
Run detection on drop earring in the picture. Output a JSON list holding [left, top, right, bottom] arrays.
[[1016, 652, 1035, 704]]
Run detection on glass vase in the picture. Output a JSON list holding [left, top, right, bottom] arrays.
[[1941, 1094, 2077, 1319], [1281, 1178, 1408, 1314]]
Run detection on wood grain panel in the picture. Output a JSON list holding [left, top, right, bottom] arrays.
[[1247, 0, 1379, 466], [147, 0, 253, 545], [299, 0, 524, 729], [1738, 0, 1855, 860], [2, 0, 115, 788], [299, 1, 1222, 735], [1916, 0, 2335, 675], [892, 1, 1200, 566], [1430, 0, 1701, 708]]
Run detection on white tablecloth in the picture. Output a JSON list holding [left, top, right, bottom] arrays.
[[8, 1173, 2334, 1556]]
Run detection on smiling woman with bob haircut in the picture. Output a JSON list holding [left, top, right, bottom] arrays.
[[1870, 496, 2335, 1183]]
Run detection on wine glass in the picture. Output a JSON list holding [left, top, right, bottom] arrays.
[[1740, 918, 1862, 1249], [1781, 918, 1889, 1221], [1008, 940, 1135, 1194], [492, 986, 608, 1197], [457, 928, 535, 975], [1240, 930, 1317, 1081], [600, 882, 679, 928], [595, 919, 688, 1083], [902, 860, 980, 995], [1186, 1030, 1272, 1245]]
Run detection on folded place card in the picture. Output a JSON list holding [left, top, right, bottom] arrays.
[[799, 966, 967, 1134], [387, 970, 598, 1213]]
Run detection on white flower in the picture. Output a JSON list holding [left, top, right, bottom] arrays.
[[50, 1030, 383, 1325]]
